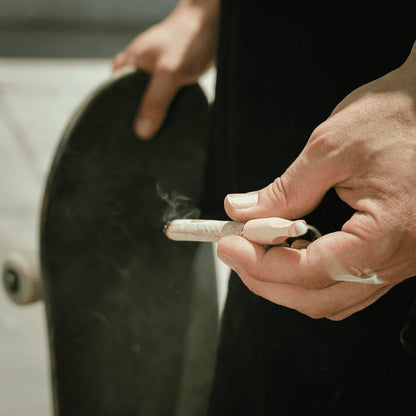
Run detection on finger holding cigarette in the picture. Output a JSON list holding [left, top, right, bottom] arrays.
[[165, 217, 309, 246]]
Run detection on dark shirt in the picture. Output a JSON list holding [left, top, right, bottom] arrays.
[[206, 2, 416, 415]]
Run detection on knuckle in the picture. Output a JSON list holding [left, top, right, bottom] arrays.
[[156, 58, 183, 77], [306, 122, 347, 181], [270, 177, 292, 216], [156, 61, 175, 75], [300, 299, 336, 320], [245, 279, 264, 297], [326, 313, 347, 322], [304, 308, 327, 319], [309, 121, 330, 141], [308, 123, 339, 158]]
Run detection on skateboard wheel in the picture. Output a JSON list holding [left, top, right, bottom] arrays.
[[2, 251, 41, 305]]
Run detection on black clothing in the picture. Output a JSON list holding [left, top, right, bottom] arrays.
[[204, 1, 416, 414]]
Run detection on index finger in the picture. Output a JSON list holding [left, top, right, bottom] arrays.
[[134, 71, 179, 139], [217, 228, 382, 290]]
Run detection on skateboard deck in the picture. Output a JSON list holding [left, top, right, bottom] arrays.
[[39, 69, 217, 415]]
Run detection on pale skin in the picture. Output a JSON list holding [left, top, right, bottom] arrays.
[[113, 0, 218, 139], [113, 3, 416, 321], [218, 42, 416, 320]]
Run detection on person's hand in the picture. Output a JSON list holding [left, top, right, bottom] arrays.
[[113, 0, 218, 139], [217, 42, 416, 321]]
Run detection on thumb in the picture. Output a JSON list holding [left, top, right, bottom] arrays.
[[135, 71, 179, 140], [224, 143, 341, 221]]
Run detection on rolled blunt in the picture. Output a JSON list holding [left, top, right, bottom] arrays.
[[165, 217, 308, 245]]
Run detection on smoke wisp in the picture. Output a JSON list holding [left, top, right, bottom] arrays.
[[156, 181, 201, 224]]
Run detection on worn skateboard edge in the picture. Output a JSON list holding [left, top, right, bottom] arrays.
[[39, 69, 215, 415]]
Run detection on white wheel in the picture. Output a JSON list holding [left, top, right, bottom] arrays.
[[2, 251, 41, 305]]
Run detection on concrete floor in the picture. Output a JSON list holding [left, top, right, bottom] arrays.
[[0, 58, 222, 415]]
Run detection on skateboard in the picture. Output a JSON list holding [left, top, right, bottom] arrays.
[[3, 69, 218, 415]]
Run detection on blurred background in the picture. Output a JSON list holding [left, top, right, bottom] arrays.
[[0, 1, 218, 414], [0, 0, 176, 58]]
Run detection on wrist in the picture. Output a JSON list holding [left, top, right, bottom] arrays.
[[174, 0, 219, 30]]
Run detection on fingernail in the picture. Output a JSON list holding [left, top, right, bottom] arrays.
[[135, 118, 154, 139], [295, 221, 308, 236], [227, 192, 258, 209]]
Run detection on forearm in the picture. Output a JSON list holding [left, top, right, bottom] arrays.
[[172, 0, 219, 30]]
